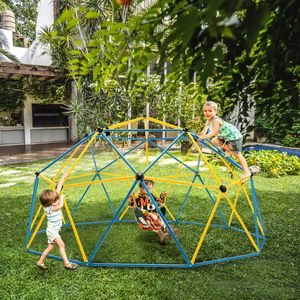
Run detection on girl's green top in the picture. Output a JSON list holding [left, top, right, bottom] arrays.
[[207, 116, 242, 141]]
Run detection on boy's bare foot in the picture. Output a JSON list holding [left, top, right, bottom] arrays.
[[158, 229, 168, 245], [36, 262, 47, 270]]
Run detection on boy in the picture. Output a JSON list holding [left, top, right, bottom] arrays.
[[129, 179, 179, 244]]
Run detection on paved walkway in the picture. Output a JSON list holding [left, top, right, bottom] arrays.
[[0, 142, 76, 166]]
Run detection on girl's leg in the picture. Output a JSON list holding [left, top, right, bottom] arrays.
[[37, 243, 55, 265], [233, 153, 251, 179]]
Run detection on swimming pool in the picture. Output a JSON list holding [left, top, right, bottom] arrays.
[[243, 144, 300, 158]]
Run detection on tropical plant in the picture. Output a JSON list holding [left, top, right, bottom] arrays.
[[245, 150, 300, 177]]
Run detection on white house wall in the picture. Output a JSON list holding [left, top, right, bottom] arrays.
[[0, 0, 53, 65]]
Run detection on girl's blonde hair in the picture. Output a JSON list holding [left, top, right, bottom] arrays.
[[203, 101, 218, 113]]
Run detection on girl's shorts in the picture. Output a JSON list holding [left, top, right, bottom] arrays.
[[46, 227, 61, 244], [218, 137, 243, 153]]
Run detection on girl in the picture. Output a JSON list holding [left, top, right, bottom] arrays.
[[199, 101, 251, 180], [36, 171, 77, 270]]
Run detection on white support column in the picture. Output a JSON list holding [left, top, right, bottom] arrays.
[[127, 58, 132, 146], [177, 85, 182, 128], [69, 82, 79, 142], [145, 64, 151, 132], [162, 62, 168, 145], [193, 72, 197, 119], [23, 94, 33, 145]]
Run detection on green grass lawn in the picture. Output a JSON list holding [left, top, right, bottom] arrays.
[[0, 150, 299, 300]]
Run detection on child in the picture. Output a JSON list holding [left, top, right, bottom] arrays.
[[36, 171, 77, 270], [199, 101, 253, 180], [128, 180, 179, 244]]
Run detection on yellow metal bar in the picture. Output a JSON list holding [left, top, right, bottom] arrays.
[[66, 171, 123, 181], [224, 193, 259, 252], [165, 172, 194, 179], [67, 132, 99, 176], [146, 117, 182, 130], [187, 133, 221, 185], [110, 146, 131, 221], [108, 117, 144, 130], [119, 206, 129, 220], [30, 205, 43, 231], [164, 204, 176, 221], [152, 188, 176, 221], [228, 186, 241, 226], [65, 171, 97, 180], [191, 192, 222, 264], [39, 174, 55, 186], [241, 185, 264, 236], [147, 176, 219, 190], [63, 176, 135, 188], [26, 212, 46, 249], [226, 179, 243, 189], [110, 146, 131, 189], [53, 144, 82, 181], [63, 198, 88, 262]]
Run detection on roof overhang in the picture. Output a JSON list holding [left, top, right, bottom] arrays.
[[0, 62, 65, 80]]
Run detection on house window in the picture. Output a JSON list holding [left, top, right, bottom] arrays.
[[32, 104, 68, 127]]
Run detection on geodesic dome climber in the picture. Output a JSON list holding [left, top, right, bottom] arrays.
[[26, 117, 266, 268]]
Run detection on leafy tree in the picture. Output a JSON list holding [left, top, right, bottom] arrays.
[[2, 0, 39, 42], [40, 0, 299, 147]]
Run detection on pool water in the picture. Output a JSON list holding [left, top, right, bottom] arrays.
[[243, 144, 300, 158]]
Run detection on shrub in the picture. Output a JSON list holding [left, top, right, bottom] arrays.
[[245, 150, 300, 177]]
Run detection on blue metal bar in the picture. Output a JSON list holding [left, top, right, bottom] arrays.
[[147, 138, 176, 141], [26, 176, 39, 246], [191, 252, 261, 267], [143, 131, 186, 174], [259, 236, 266, 252], [250, 177, 266, 235], [67, 173, 99, 222], [197, 136, 242, 171], [106, 136, 146, 141], [38, 132, 94, 173], [88, 180, 139, 262], [97, 173, 116, 214], [250, 177, 260, 248], [90, 143, 116, 214], [142, 181, 191, 266], [149, 140, 197, 174], [100, 133, 137, 174], [176, 174, 198, 220], [197, 174, 228, 226], [89, 262, 188, 268], [27, 247, 261, 268], [97, 140, 145, 173]]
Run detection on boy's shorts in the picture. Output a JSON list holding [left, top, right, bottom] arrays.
[[217, 137, 243, 153], [46, 227, 61, 244]]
